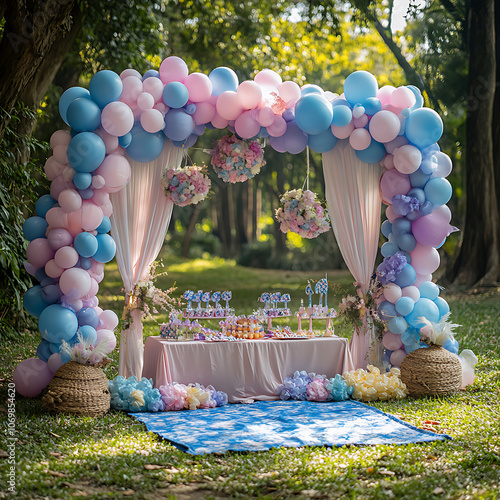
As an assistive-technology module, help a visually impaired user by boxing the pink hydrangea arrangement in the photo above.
[161,165,211,207]
[159,382,228,411]
[210,134,266,183]
[275,189,330,239]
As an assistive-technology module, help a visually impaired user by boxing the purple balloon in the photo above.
[13,358,54,397]
[412,211,455,247]
[283,121,308,154]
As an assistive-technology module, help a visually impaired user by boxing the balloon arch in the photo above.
[17,56,458,394]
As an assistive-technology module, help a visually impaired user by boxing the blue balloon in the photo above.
[93,233,116,263]
[74,232,98,258]
[97,216,111,234]
[401,327,420,346]
[442,338,459,355]
[392,217,411,236]
[172,133,198,149]
[395,264,417,287]
[379,301,397,321]
[419,281,440,300]
[163,82,189,109]
[59,87,91,125]
[395,296,415,316]
[395,233,417,253]
[89,70,123,108]
[143,69,160,80]
[61,351,72,363]
[407,85,424,111]
[126,124,165,163]
[331,105,352,127]
[343,71,378,106]
[80,257,92,270]
[50,342,62,354]
[362,97,382,115]
[39,304,78,343]
[66,98,102,132]
[35,268,48,283]
[420,200,434,215]
[405,108,443,149]
[23,216,48,241]
[295,94,333,135]
[355,139,386,164]
[407,188,426,205]
[119,132,133,148]
[433,296,450,318]
[409,168,430,188]
[164,109,195,142]
[381,220,392,238]
[419,155,437,175]
[381,242,398,257]
[77,307,99,329]
[67,132,106,173]
[424,177,452,207]
[301,84,324,95]
[41,284,60,304]
[35,195,56,218]
[73,172,93,190]
[36,340,52,362]
[209,67,239,96]
[405,298,440,329]
[404,342,422,354]
[23,285,48,317]
[79,325,97,345]
[388,316,408,335]
[307,127,337,153]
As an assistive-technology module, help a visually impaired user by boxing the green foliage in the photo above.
[0,104,48,340]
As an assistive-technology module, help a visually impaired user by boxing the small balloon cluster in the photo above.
[275,189,330,239]
[109,376,165,412]
[161,165,211,206]
[276,370,353,402]
[343,365,408,402]
[210,134,266,183]
[159,382,228,411]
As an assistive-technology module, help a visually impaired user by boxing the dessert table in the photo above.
[142,336,349,403]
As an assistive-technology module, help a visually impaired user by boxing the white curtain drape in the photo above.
[110,143,184,378]
[322,140,383,371]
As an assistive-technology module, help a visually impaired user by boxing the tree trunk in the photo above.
[493,1,500,252]
[181,205,200,258]
[450,0,500,286]
[0,0,81,141]
[235,183,248,251]
[217,184,232,258]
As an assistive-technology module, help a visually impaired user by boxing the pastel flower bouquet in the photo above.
[211,134,266,183]
[161,165,211,207]
[275,189,330,239]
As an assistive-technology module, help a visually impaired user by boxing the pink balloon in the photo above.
[47,228,73,250]
[384,154,395,169]
[390,349,407,367]
[50,175,74,200]
[60,267,92,298]
[95,154,131,192]
[120,68,142,80]
[254,69,282,88]
[377,85,396,106]
[95,329,117,352]
[383,331,403,351]
[142,77,164,103]
[154,102,168,114]
[410,243,440,275]
[391,87,416,109]
[278,81,301,103]
[99,309,119,330]
[92,188,110,206]
[50,130,72,150]
[267,115,287,137]
[352,114,369,128]
[384,135,408,154]
[13,358,54,397]
[331,122,355,139]
[393,145,422,175]
[237,80,263,110]
[349,128,371,150]
[384,283,402,303]
[54,245,79,269]
[159,56,189,84]
[414,273,433,288]
[412,211,454,247]
[26,238,55,269]
[258,107,275,127]
[89,260,105,276]
[137,92,155,111]
[81,201,104,231]
[66,210,83,237]
[193,101,215,125]
[61,165,76,184]
[101,200,114,217]
[45,259,64,278]
[53,144,68,164]
[95,128,120,154]
[83,296,99,309]
[120,75,143,104]
[44,156,66,181]
[92,175,106,190]
[385,205,397,221]
[402,285,420,302]
[140,108,164,133]
[369,110,400,143]
[184,72,212,102]
[234,111,260,139]
[58,189,82,213]
[81,277,99,301]
[380,169,411,204]
[211,112,230,129]
[47,353,65,374]
[101,101,134,137]
[435,204,452,223]
[216,91,244,120]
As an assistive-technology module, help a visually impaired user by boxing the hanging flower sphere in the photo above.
[161,165,211,207]
[275,189,330,239]
[210,134,266,183]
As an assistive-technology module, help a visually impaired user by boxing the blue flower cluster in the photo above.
[109,376,165,412]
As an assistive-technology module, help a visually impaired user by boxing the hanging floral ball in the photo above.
[161,165,211,207]
[275,189,330,239]
[210,134,266,183]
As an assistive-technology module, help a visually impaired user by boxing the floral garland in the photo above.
[161,165,211,207]
[275,189,330,239]
[122,262,180,330]
[210,134,266,183]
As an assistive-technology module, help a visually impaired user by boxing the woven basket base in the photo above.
[42,361,110,417]
[401,345,462,397]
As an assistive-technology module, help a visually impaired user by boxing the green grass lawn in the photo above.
[1,256,499,499]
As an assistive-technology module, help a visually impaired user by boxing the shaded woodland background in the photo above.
[1,0,499,339]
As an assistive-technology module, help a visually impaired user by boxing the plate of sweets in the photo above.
[271,326,310,340]
[221,316,265,339]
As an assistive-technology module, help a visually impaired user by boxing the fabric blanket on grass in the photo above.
[131,400,450,455]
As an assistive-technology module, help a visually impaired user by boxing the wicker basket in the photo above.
[42,361,110,417]
[400,345,462,397]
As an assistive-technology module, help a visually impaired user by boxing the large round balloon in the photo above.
[66,98,101,132]
[405,298,440,329]
[59,87,91,125]
[308,127,338,153]
[405,108,443,149]
[209,67,239,96]
[295,94,333,135]
[126,124,165,162]
[89,70,123,108]
[23,216,48,241]
[67,132,106,173]
[13,358,54,397]
[344,71,378,106]
[39,304,79,343]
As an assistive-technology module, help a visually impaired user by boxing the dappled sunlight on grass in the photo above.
[167,256,236,273]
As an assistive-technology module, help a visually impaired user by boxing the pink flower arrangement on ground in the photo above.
[161,165,211,207]
[159,382,228,411]
[275,188,330,239]
[211,134,266,183]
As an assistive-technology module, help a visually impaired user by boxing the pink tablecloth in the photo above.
[142,336,349,403]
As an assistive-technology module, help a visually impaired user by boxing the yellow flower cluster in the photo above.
[186,385,211,410]
[343,365,408,402]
